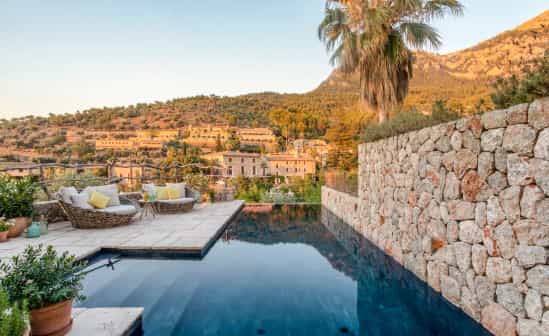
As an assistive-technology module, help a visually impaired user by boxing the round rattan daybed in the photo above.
[58,196,137,229]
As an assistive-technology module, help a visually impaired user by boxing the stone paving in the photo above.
[0,200,244,261]
[70,307,143,336]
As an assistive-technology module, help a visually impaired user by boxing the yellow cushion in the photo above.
[155,187,170,200]
[167,187,181,200]
[88,191,111,209]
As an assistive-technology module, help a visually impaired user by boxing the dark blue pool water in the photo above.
[76,205,490,336]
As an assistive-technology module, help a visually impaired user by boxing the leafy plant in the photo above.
[0,218,11,232]
[0,287,27,336]
[361,100,460,143]
[0,245,87,310]
[491,50,549,108]
[0,176,39,219]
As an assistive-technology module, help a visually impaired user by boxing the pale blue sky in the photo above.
[1,1,547,119]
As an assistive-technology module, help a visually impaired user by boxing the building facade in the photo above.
[203,151,267,177]
[266,153,316,177]
[238,128,277,151]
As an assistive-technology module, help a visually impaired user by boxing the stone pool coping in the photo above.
[70,307,143,336]
[0,200,244,261]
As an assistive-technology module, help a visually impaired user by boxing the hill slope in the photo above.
[317,10,549,112]
[1,11,547,159]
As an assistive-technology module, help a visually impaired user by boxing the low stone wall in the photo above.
[33,200,67,223]
[323,98,549,336]
[321,187,360,230]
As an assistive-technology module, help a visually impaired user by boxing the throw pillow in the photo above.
[83,184,120,207]
[166,183,186,198]
[166,187,181,200]
[155,187,170,200]
[70,193,93,210]
[89,191,111,209]
[59,186,78,204]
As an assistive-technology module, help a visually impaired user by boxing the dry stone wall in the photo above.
[323,98,549,336]
[321,187,360,230]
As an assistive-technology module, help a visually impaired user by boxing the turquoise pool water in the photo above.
[76,205,490,335]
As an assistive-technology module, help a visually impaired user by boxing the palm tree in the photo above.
[318,0,463,123]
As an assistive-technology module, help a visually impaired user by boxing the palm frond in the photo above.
[422,0,464,21]
[398,21,441,50]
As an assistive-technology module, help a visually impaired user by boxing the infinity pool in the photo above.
[76,205,490,336]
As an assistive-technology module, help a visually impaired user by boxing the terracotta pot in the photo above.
[8,217,30,238]
[30,299,73,336]
[0,230,8,242]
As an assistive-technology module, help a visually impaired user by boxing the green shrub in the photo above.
[0,287,27,336]
[0,245,87,310]
[491,51,549,109]
[361,100,460,143]
[0,176,39,219]
[0,217,11,232]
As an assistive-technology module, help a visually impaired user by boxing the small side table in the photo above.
[138,200,158,221]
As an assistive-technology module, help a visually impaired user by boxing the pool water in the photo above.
[76,205,490,336]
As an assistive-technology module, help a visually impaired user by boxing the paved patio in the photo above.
[70,307,143,336]
[0,200,244,261]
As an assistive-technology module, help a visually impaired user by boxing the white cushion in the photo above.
[166,183,186,198]
[59,186,78,204]
[70,193,93,210]
[98,205,137,216]
[157,197,194,205]
[142,183,156,196]
[83,184,120,207]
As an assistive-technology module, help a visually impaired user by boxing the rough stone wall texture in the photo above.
[321,187,361,230]
[324,98,549,336]
[33,200,67,223]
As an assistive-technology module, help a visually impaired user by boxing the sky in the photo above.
[1,0,547,119]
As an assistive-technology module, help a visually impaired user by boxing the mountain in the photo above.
[317,10,549,112]
[0,11,547,160]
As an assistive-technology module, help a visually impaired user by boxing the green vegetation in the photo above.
[0,287,27,336]
[0,217,11,232]
[491,51,549,108]
[318,0,463,122]
[361,100,459,143]
[0,176,38,219]
[231,175,323,203]
[0,245,86,310]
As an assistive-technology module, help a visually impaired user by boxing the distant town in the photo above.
[0,125,333,182]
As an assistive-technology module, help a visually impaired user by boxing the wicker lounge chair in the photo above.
[56,185,138,229]
[142,184,200,214]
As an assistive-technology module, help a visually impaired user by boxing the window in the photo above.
[228,158,232,163]
[241,158,244,163]
[253,166,256,175]
[241,166,245,175]
[228,166,233,175]
[253,158,256,163]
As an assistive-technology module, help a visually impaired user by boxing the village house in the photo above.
[202,151,316,178]
[238,128,277,151]
[202,151,267,177]
[184,125,230,148]
[266,153,316,177]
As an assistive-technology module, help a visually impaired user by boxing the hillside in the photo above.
[318,10,549,112]
[0,11,547,161]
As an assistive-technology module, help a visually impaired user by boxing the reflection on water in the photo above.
[77,204,489,336]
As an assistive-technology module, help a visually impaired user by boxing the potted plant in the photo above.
[0,287,29,336]
[0,217,11,243]
[0,245,87,336]
[0,176,38,238]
